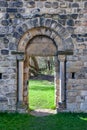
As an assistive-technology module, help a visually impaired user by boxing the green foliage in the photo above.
[28,80,55,110]
[0,113,87,130]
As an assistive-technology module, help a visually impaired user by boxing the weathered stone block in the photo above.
[13,32,20,39]
[71,14,78,19]
[4,38,9,44]
[37,2,43,8]
[59,15,67,19]
[0,103,8,111]
[76,96,85,103]
[0,34,5,37]
[76,37,84,42]
[58,19,66,25]
[0,97,7,102]
[67,103,80,112]
[9,43,17,50]
[0,1,8,7]
[84,2,87,8]
[1,50,9,55]
[4,13,9,19]
[17,27,24,35]
[80,103,87,112]
[81,91,87,96]
[45,2,51,8]
[27,1,35,8]
[12,2,23,7]
[52,2,58,9]
[67,19,74,26]
[8,98,16,106]
[1,20,9,26]
[6,8,17,13]
[72,3,79,8]
[30,18,39,27]
[45,19,52,27]
[15,13,22,18]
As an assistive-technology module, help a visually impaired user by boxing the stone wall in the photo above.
[0,0,87,112]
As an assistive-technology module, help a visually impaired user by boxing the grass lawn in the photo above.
[28,80,55,110]
[0,112,87,130]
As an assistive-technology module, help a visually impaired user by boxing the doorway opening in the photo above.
[17,31,72,114]
[28,56,56,111]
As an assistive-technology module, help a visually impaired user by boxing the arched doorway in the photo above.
[25,35,58,111]
[18,34,59,111]
[15,26,73,112]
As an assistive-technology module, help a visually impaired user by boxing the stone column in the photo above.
[23,55,30,104]
[54,56,59,108]
[18,61,24,104]
[17,54,24,107]
[58,55,66,109]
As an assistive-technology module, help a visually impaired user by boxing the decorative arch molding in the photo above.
[14,17,74,52]
[18,27,62,52]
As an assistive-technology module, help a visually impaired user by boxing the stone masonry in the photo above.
[0,0,87,112]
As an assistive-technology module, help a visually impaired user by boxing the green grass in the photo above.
[28,80,55,110]
[0,112,87,130]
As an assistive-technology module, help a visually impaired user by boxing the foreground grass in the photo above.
[29,80,55,110]
[0,113,87,130]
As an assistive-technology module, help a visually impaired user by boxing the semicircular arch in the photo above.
[14,17,74,52]
[25,35,58,56]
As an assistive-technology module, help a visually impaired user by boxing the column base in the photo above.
[57,101,66,112]
[16,101,28,113]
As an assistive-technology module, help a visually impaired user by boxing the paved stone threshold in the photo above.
[30,109,57,117]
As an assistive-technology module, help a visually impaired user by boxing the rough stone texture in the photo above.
[0,0,87,113]
[26,36,57,56]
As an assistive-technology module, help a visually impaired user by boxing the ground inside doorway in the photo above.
[30,109,57,117]
[29,74,55,111]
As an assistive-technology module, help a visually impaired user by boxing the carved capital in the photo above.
[58,55,66,62]
[17,54,25,61]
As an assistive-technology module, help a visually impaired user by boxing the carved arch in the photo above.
[13,17,74,52]
[18,27,63,52]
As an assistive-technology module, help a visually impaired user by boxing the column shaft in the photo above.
[18,61,23,103]
[59,60,65,102]
[58,55,66,109]
[54,56,59,107]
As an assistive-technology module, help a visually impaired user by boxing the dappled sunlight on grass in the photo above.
[78,114,87,121]
[79,117,87,121]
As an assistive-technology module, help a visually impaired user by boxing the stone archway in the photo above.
[15,19,74,112]
[23,35,58,110]
[17,34,60,112]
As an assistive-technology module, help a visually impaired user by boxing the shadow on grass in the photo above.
[0,112,87,130]
[29,85,54,91]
